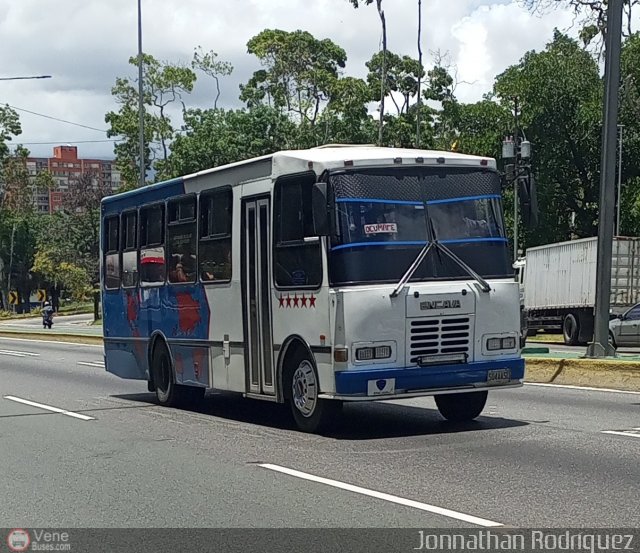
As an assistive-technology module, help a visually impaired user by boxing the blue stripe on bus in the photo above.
[331,237,507,251]
[331,240,427,251]
[441,237,508,244]
[334,358,525,396]
[335,197,423,206]
[426,194,502,205]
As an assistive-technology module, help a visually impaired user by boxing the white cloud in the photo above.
[0,0,576,159]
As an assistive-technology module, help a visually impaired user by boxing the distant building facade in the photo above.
[25,146,121,213]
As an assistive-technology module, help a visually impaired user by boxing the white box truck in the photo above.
[522,237,640,345]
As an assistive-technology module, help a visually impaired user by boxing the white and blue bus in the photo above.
[101,146,525,432]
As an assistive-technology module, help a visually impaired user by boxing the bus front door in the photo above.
[242,197,275,396]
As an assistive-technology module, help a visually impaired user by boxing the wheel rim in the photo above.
[564,317,575,340]
[292,360,317,418]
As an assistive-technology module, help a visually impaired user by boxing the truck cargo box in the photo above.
[524,237,640,312]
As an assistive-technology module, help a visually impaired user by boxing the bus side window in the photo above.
[167,196,197,284]
[199,188,232,283]
[121,211,138,288]
[104,216,120,289]
[139,204,166,285]
[273,176,322,289]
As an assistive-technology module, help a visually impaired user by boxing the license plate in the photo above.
[487,369,511,384]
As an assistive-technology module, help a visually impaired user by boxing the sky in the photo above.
[0,0,580,160]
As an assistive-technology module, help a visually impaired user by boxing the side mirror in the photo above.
[310,182,329,236]
[518,170,539,229]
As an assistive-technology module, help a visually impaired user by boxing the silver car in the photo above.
[609,303,640,347]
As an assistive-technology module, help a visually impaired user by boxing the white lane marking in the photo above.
[0,336,102,348]
[601,430,640,439]
[526,383,640,396]
[259,463,503,528]
[4,396,95,421]
[77,361,105,368]
[0,349,40,357]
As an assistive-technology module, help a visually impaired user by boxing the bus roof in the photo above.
[102,146,496,208]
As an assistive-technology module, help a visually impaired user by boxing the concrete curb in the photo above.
[0,331,103,345]
[525,356,640,392]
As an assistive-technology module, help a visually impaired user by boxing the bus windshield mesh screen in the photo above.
[328,167,511,285]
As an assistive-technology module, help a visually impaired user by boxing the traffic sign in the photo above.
[37,289,47,302]
[8,291,18,305]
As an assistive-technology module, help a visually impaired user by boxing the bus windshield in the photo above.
[328,166,512,286]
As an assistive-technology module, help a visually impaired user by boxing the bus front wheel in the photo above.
[435,391,488,422]
[285,351,341,433]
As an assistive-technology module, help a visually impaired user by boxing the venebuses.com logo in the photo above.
[6,529,30,553]
[5,529,71,552]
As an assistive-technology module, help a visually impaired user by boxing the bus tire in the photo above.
[285,350,341,433]
[152,341,181,407]
[435,391,488,422]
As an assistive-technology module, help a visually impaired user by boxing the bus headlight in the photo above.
[484,334,518,354]
[356,347,375,361]
[353,341,395,363]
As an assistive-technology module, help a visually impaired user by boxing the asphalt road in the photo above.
[1,335,640,529]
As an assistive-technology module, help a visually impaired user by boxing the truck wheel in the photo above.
[562,314,579,346]
[435,391,488,422]
[285,351,341,433]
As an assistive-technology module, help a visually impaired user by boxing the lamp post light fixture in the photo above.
[501,101,535,263]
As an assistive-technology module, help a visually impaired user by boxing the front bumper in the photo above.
[326,358,525,400]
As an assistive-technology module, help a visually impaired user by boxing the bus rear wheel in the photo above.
[285,351,341,433]
[435,391,488,422]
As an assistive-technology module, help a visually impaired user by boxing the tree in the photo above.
[348,0,387,145]
[494,31,602,245]
[240,29,347,128]
[31,172,111,305]
[105,54,197,187]
[321,77,377,144]
[365,51,424,116]
[192,46,233,109]
[519,0,639,48]
[0,105,21,164]
[166,106,298,177]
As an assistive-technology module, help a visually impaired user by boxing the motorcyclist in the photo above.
[42,301,54,328]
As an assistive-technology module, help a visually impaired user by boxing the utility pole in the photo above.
[616,124,624,235]
[137,0,145,188]
[416,0,423,148]
[586,0,623,358]
[513,97,519,262]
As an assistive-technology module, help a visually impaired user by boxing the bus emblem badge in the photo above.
[420,299,461,310]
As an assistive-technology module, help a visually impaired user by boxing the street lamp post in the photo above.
[586,0,623,359]
[137,0,145,189]
[502,97,533,263]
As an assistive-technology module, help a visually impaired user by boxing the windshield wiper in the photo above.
[390,220,491,298]
[434,241,491,293]
[390,241,434,298]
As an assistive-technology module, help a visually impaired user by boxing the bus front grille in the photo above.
[408,317,472,364]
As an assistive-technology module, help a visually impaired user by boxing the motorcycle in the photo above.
[42,309,54,329]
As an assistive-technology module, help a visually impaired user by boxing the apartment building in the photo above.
[25,145,121,213]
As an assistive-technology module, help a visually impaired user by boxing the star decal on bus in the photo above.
[277,293,316,308]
